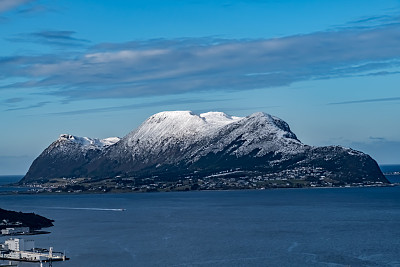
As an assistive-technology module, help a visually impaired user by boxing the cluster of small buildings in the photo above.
[1,227,30,236]
[1,220,30,236]
[0,238,67,263]
[20,166,390,193]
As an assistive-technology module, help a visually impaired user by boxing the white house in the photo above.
[1,227,30,235]
[5,238,35,251]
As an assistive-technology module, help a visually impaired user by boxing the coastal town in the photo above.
[18,166,390,194]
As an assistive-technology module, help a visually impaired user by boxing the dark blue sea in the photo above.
[380,165,400,184]
[0,167,399,267]
[0,175,28,192]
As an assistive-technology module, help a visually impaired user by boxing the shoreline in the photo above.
[0,182,396,196]
[1,172,399,196]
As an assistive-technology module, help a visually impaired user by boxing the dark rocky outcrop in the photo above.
[0,208,54,230]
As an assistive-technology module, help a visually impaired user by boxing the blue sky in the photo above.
[1,0,400,174]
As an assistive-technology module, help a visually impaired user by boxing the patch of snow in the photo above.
[124,111,242,149]
[101,137,121,146]
[199,111,242,126]
[59,134,120,150]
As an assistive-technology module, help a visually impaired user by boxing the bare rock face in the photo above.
[21,111,388,185]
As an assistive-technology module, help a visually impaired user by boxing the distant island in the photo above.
[0,208,54,233]
[19,111,389,193]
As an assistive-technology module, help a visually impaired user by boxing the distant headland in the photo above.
[19,111,388,193]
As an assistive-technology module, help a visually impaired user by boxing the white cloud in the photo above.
[85,49,168,63]
[2,21,400,101]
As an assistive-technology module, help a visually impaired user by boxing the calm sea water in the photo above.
[0,187,399,267]
[1,167,400,266]
[0,175,27,192]
[380,165,400,184]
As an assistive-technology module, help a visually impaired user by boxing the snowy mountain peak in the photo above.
[144,110,242,127]
[59,134,120,150]
[148,110,195,120]
[199,111,243,126]
[125,111,242,147]
[244,112,298,140]
[147,111,242,125]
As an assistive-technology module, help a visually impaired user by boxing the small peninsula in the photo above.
[0,208,54,231]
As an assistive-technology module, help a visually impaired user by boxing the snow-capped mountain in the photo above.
[122,111,244,159]
[116,111,300,161]
[21,111,387,185]
[84,111,305,174]
[23,134,120,181]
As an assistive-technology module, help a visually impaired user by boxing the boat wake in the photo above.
[47,207,126,212]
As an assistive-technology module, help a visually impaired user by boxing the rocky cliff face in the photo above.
[21,111,388,186]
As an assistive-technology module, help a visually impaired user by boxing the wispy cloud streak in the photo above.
[5,101,50,111]
[8,31,90,47]
[329,97,400,105]
[0,0,34,13]
[2,18,400,102]
[4,97,24,104]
